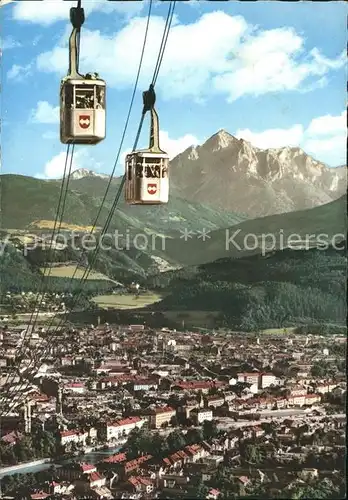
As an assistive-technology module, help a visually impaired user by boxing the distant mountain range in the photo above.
[0,173,244,233]
[164,194,347,266]
[1,192,346,285]
[1,129,346,289]
[2,129,345,227]
[51,130,346,219]
[1,175,346,331]
[170,130,346,217]
[69,168,109,180]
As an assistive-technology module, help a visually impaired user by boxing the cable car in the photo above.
[60,5,106,145]
[125,89,169,205]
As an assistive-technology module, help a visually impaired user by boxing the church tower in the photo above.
[56,386,63,416]
[23,401,32,434]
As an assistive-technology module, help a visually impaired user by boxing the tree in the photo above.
[185,417,194,427]
[219,476,241,499]
[289,478,340,499]
[151,432,169,458]
[212,465,233,490]
[240,442,266,465]
[86,379,95,391]
[185,479,209,499]
[202,419,218,440]
[1,475,15,494]
[261,421,277,437]
[167,430,186,451]
[231,381,250,397]
[185,428,203,445]
[168,394,182,408]
[70,442,78,454]
[310,362,330,378]
[170,415,179,427]
[123,399,134,416]
[13,442,29,463]
[208,386,219,395]
[127,429,168,459]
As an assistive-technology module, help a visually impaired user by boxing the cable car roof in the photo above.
[128,150,169,158]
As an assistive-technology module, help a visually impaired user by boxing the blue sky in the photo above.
[1,0,346,179]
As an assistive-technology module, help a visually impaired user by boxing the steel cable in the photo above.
[2,0,176,416]
[0,0,165,416]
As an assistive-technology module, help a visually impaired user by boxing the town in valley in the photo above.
[1,0,346,498]
[0,320,345,499]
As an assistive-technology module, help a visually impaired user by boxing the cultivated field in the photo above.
[92,292,162,310]
[259,327,297,335]
[29,219,100,232]
[40,265,111,281]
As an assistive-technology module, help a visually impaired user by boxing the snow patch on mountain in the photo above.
[71,168,109,180]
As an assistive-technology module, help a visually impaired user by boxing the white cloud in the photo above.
[304,134,346,160]
[303,110,347,165]
[7,63,32,81]
[11,0,144,26]
[235,110,346,166]
[31,101,59,124]
[213,31,345,102]
[159,130,200,159]
[35,11,345,102]
[42,130,57,140]
[37,149,103,179]
[0,0,14,6]
[236,125,304,150]
[36,12,248,101]
[1,36,21,50]
[306,111,346,137]
[121,130,200,165]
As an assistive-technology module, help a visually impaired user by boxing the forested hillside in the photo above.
[150,245,347,330]
[1,173,245,232]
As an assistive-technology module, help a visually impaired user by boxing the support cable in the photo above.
[0,0,85,409]
[4,0,85,367]
[0,146,75,404]
[1,0,176,417]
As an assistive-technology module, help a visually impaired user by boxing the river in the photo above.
[0,445,123,479]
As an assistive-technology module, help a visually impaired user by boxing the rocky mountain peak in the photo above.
[71,168,108,180]
[187,146,199,161]
[202,129,240,152]
[170,128,346,217]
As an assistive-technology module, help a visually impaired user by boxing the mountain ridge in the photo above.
[152,243,347,331]
[38,129,345,180]
[1,129,345,229]
[1,195,346,326]
[163,193,347,267]
[0,173,245,234]
[70,168,110,180]
[170,130,346,217]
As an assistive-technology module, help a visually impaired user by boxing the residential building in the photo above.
[149,406,176,429]
[103,416,145,442]
[133,380,158,391]
[237,372,260,386]
[190,408,213,425]
[260,373,277,389]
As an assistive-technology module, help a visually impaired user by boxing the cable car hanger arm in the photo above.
[141,84,163,154]
[68,0,85,79]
